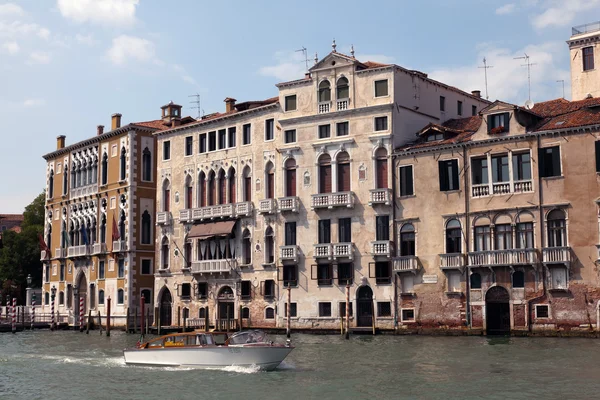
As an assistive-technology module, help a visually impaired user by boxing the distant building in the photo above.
[0,214,24,247]
[568,21,600,100]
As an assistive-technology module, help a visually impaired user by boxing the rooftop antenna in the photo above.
[556,80,565,99]
[478,57,493,100]
[295,46,309,72]
[188,93,202,119]
[514,53,536,101]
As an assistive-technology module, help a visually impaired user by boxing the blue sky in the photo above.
[1,0,597,212]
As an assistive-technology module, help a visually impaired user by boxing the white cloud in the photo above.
[57,0,138,26]
[23,98,45,107]
[532,0,600,29]
[0,21,50,40]
[259,51,312,82]
[429,41,570,104]
[75,33,95,46]
[495,3,516,15]
[2,41,19,54]
[0,3,24,17]
[28,51,51,64]
[107,35,156,65]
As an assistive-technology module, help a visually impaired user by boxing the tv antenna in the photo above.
[478,57,493,100]
[188,93,203,119]
[514,53,536,101]
[296,46,309,72]
[556,80,565,99]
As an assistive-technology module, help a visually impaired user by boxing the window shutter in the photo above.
[451,160,460,190]
[405,166,414,195]
[338,163,351,192]
[286,169,296,196]
[376,159,388,189]
[320,165,332,193]
[538,148,545,177]
[438,161,448,191]
[487,115,492,132]
[552,147,561,176]
[596,142,600,173]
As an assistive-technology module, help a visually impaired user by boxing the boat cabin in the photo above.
[141,332,230,349]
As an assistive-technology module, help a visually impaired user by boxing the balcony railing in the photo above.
[258,198,277,214]
[514,180,532,193]
[40,250,49,261]
[572,21,600,35]
[54,248,66,259]
[191,259,235,274]
[318,101,331,114]
[71,184,98,200]
[472,180,533,198]
[92,243,107,255]
[279,245,299,263]
[112,240,127,252]
[67,245,90,258]
[468,249,538,267]
[337,99,349,111]
[235,201,253,217]
[156,211,171,226]
[311,191,354,209]
[542,247,571,265]
[439,253,465,270]
[180,204,236,223]
[371,240,393,257]
[393,256,419,273]
[333,242,354,260]
[278,196,299,213]
[314,244,332,259]
[369,188,392,206]
[492,182,510,195]
[472,184,489,197]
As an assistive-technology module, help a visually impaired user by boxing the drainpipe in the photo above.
[391,151,399,332]
[463,145,471,328]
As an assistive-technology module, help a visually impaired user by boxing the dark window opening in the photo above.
[376,216,389,241]
[536,305,549,318]
[583,46,594,71]
[163,141,171,160]
[402,309,415,321]
[377,302,391,317]
[375,79,388,97]
[438,159,459,191]
[338,218,352,243]
[181,283,191,299]
[185,136,193,156]
[218,129,226,150]
[285,95,297,111]
[399,165,413,196]
[375,116,388,131]
[336,122,349,136]
[265,119,274,141]
[318,124,330,139]
[470,272,481,289]
[285,303,297,317]
[284,129,296,144]
[338,263,353,285]
[241,281,252,300]
[197,282,208,299]
[242,124,251,145]
[513,271,525,288]
[339,302,353,317]
[208,131,216,151]
[319,302,332,317]
[375,261,391,284]
[228,127,236,148]
[318,219,331,244]
[263,279,275,299]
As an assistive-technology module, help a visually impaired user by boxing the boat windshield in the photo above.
[227,330,268,345]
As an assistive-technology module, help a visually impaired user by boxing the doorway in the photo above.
[356,285,373,327]
[485,286,510,335]
[159,288,172,326]
[75,273,87,325]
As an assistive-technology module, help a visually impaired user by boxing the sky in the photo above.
[0,0,598,213]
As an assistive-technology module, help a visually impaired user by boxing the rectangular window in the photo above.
[535,304,549,318]
[448,271,461,292]
[377,302,391,317]
[488,113,509,132]
[472,105,477,116]
[401,308,415,322]
[60,263,65,281]
[513,152,532,181]
[118,258,125,278]
[438,159,459,191]
[440,96,446,112]
[282,265,298,287]
[551,267,568,290]
[99,260,105,280]
[228,127,236,148]
[181,283,191,299]
[263,279,275,298]
[596,141,600,173]
[336,122,349,136]
[284,129,296,144]
[338,263,353,285]
[265,119,274,141]
[241,281,251,300]
[318,219,331,244]
[185,136,193,156]
[285,95,297,111]
[539,146,561,178]
[339,302,353,317]
[375,261,391,284]
[317,264,332,286]
[45,264,50,282]
[318,124,330,139]
[285,222,296,246]
[338,218,352,243]
[471,157,488,185]
[199,133,207,153]
[376,215,389,241]
[208,131,216,151]
[197,282,208,299]
[474,226,491,251]
[495,224,513,250]
[457,101,463,116]
[218,129,226,149]
[285,303,297,317]
[583,46,595,71]
[163,141,171,161]
[516,222,534,249]
[491,154,509,183]
[141,259,152,275]
[374,79,388,97]
[399,165,414,196]
[374,116,388,131]
[318,302,332,317]
[242,124,251,145]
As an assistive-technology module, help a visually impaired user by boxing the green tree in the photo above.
[22,191,45,229]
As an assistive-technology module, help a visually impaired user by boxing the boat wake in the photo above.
[215,364,262,374]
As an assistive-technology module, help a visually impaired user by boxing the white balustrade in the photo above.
[191,259,235,274]
[311,192,354,209]
[439,253,465,269]
[514,180,533,193]
[279,245,299,263]
[156,211,171,226]
[318,102,331,114]
[333,243,353,259]
[337,99,349,111]
[371,240,392,257]
[492,182,511,195]
[369,189,392,205]
[258,198,277,214]
[112,240,126,252]
[314,244,332,259]
[542,247,571,264]
[472,184,490,198]
[278,196,299,212]
[393,256,418,272]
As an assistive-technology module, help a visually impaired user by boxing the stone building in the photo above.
[40,107,194,326]
[569,21,600,101]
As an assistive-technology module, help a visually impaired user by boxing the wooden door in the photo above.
[319,165,332,193]
[286,168,296,196]
[267,172,274,199]
[376,159,388,188]
[338,163,350,192]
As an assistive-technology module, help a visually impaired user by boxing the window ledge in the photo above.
[445,291,462,296]
[541,175,564,181]
[375,282,393,286]
[400,292,415,297]
[399,194,416,199]
[377,316,394,320]
[441,190,461,194]
[118,179,126,184]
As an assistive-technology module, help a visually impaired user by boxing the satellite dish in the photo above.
[524,99,535,110]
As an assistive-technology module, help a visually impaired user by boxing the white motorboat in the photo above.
[123,330,294,371]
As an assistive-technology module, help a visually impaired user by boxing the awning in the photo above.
[187,220,236,240]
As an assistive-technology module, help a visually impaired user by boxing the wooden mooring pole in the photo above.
[286,286,291,338]
[86,309,92,334]
[106,296,111,337]
[97,311,102,335]
[345,285,350,340]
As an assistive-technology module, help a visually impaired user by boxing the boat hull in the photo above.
[123,345,293,371]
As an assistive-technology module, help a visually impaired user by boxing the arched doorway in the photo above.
[76,272,87,326]
[159,288,172,327]
[485,286,510,335]
[356,286,373,327]
[217,286,235,328]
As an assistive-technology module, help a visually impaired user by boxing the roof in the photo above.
[534,107,600,131]
[400,116,482,151]
[531,97,600,118]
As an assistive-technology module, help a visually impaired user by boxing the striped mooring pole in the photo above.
[79,296,84,332]
[5,295,9,321]
[31,294,36,330]
[11,298,16,333]
[50,291,55,331]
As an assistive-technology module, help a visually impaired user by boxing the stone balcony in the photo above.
[368,188,392,206]
[112,240,127,253]
[439,253,465,271]
[393,256,419,273]
[258,198,277,214]
[314,243,354,260]
[179,203,236,223]
[156,211,172,226]
[337,99,349,111]
[54,248,66,259]
[191,259,236,274]
[542,247,571,266]
[278,196,300,213]
[468,249,538,267]
[91,243,107,255]
[370,240,393,258]
[70,183,98,200]
[67,245,90,258]
[318,101,331,114]
[314,243,332,260]
[311,192,354,210]
[279,245,299,263]
[471,179,533,198]
[40,250,49,261]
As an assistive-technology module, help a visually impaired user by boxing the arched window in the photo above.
[46,224,52,250]
[318,80,331,102]
[71,164,77,188]
[141,211,151,245]
[198,171,206,207]
[470,273,482,289]
[242,166,252,202]
[161,237,169,270]
[207,170,216,206]
[117,289,124,304]
[400,224,415,256]
[48,170,54,198]
[446,219,462,253]
[184,240,192,269]
[120,146,126,181]
[119,211,126,241]
[140,289,151,305]
[87,159,93,185]
[76,162,82,187]
[318,154,332,194]
[81,161,87,186]
[242,307,250,319]
[142,147,152,181]
[337,77,349,99]
[265,226,274,264]
[284,158,297,197]
[375,148,388,189]
[90,218,97,244]
[101,153,108,185]
[89,284,96,309]
[98,289,105,305]
[100,214,106,244]
[265,307,275,319]
[44,292,49,305]
[69,222,76,247]
[265,162,275,199]
[474,218,491,251]
[242,229,251,265]
[92,157,98,184]
[228,167,236,203]
[337,151,350,192]
[513,271,525,288]
[162,179,170,212]
[198,307,206,319]
[63,167,68,195]
[58,291,64,305]
[547,209,566,247]
[184,175,193,209]
[218,169,226,205]
[61,221,67,248]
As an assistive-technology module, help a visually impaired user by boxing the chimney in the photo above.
[471,90,481,98]
[111,113,122,130]
[224,97,237,113]
[56,135,66,150]
[97,125,104,136]
[171,118,181,128]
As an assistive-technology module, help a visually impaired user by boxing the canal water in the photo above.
[1,331,600,400]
